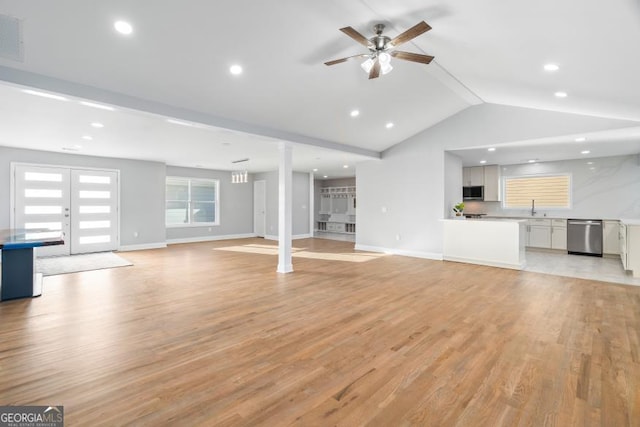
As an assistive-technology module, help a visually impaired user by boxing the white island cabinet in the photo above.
[442,219,527,270]
[620,219,640,278]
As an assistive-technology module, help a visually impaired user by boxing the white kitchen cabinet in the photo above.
[524,218,552,249]
[529,225,552,248]
[483,165,501,202]
[603,220,620,255]
[551,219,567,250]
[463,166,484,186]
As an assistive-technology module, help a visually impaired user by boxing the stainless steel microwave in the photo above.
[463,186,484,201]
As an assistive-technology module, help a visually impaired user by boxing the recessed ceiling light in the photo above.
[313,168,318,172]
[487,147,496,152]
[528,159,537,163]
[229,65,243,75]
[350,110,360,117]
[114,21,133,35]
[544,64,559,72]
[22,89,68,101]
[581,150,590,154]
[480,160,487,164]
[91,122,104,128]
[113,21,133,36]
[73,144,83,149]
[80,101,115,111]
[575,137,586,142]
[82,135,93,141]
[587,161,594,165]
[554,91,568,98]
[385,122,394,129]
[590,167,596,171]
[323,175,328,179]
[343,165,349,169]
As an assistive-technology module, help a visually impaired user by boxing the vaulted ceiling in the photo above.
[0,0,639,175]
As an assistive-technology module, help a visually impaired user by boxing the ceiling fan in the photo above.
[325,21,435,79]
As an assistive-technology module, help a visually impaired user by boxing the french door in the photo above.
[13,164,119,256]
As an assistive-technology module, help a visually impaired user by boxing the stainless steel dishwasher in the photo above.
[567,219,603,256]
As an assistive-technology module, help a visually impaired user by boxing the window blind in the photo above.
[503,175,570,208]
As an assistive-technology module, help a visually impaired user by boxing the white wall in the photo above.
[356,103,640,258]
[0,146,166,248]
[253,171,311,238]
[463,154,640,219]
[444,152,463,218]
[165,166,254,242]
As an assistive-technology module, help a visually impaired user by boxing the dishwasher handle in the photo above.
[568,220,602,226]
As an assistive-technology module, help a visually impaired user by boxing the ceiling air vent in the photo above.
[0,14,24,62]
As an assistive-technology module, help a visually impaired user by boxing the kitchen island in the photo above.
[442,218,527,270]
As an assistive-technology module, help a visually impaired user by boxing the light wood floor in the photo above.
[1,238,639,426]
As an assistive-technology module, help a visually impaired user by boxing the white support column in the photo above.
[277,141,293,273]
[309,172,315,237]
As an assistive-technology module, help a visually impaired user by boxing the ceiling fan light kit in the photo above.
[325,21,434,79]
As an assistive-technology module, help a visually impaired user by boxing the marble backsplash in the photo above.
[463,154,640,220]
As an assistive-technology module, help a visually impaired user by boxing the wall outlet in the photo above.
[396,234,401,241]
[133,231,139,238]
[381,206,387,214]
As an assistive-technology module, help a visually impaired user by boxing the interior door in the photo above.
[70,169,119,254]
[13,165,71,256]
[254,180,266,237]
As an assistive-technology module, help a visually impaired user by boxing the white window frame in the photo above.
[501,173,572,211]
[166,176,220,227]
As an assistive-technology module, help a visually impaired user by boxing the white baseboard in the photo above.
[264,233,312,241]
[167,233,257,245]
[354,244,444,261]
[118,242,167,252]
[443,255,526,271]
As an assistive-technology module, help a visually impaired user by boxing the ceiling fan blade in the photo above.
[324,54,368,66]
[368,59,381,79]
[390,51,434,64]
[389,21,432,47]
[340,26,371,47]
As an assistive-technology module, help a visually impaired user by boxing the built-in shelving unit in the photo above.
[317,186,356,234]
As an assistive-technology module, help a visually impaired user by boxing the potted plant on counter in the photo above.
[453,202,465,218]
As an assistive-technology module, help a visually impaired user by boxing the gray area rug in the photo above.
[36,252,133,276]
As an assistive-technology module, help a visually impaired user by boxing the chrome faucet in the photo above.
[531,199,536,216]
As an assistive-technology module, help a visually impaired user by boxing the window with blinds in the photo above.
[166,177,219,226]
[503,174,571,209]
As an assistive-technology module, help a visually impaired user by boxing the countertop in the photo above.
[620,218,640,226]
[465,215,624,221]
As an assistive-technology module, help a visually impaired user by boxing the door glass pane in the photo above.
[25,206,62,214]
[79,220,111,229]
[25,189,63,198]
[25,172,63,182]
[25,222,62,230]
[79,205,111,214]
[26,231,62,240]
[79,175,111,184]
[79,190,110,199]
